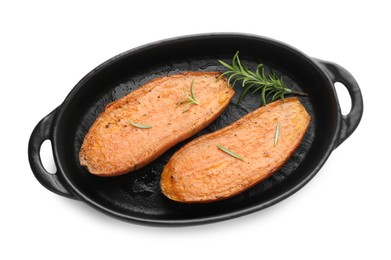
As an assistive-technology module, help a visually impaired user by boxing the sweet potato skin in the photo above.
[79,72,234,176]
[160,97,311,203]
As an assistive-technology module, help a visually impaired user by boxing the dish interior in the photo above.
[54,36,338,222]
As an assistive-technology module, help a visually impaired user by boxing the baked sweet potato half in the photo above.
[160,97,311,203]
[79,72,234,176]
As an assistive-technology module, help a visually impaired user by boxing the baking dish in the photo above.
[28,33,363,225]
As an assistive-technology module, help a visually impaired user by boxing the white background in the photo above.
[1,1,390,259]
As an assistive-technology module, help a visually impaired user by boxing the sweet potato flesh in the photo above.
[160,97,311,203]
[79,72,234,176]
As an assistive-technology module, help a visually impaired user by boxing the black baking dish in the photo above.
[28,33,363,225]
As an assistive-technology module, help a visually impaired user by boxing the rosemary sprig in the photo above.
[218,51,307,106]
[128,120,152,129]
[176,80,198,111]
[216,144,244,161]
[274,121,280,146]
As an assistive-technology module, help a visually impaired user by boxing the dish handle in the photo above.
[316,59,364,148]
[28,108,77,199]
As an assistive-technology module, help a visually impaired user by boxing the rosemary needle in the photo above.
[216,144,244,161]
[274,121,280,146]
[128,120,152,129]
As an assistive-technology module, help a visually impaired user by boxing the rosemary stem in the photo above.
[287,89,308,96]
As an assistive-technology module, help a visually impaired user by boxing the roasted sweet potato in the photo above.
[79,72,234,176]
[160,97,311,203]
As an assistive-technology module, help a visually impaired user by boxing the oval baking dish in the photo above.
[28,33,363,226]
